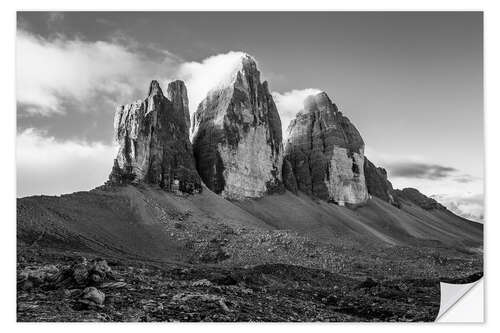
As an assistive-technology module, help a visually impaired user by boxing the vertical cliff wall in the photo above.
[191,54,283,200]
[283,92,369,205]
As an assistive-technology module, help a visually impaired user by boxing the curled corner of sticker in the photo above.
[436,279,483,322]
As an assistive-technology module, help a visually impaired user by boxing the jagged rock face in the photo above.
[283,92,369,204]
[394,188,445,210]
[166,80,190,130]
[109,80,202,193]
[191,55,284,200]
[363,157,400,207]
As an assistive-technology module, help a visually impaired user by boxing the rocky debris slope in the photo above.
[363,157,400,207]
[110,80,201,193]
[283,92,369,205]
[191,54,283,200]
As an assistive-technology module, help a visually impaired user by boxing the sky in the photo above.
[16,12,484,221]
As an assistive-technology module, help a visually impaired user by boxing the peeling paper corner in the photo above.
[436,279,484,322]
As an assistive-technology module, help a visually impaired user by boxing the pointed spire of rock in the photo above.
[148,80,164,97]
[167,80,190,131]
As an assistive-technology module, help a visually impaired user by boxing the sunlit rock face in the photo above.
[109,80,202,193]
[283,92,369,205]
[191,54,284,200]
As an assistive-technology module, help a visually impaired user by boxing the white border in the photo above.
[2,1,498,331]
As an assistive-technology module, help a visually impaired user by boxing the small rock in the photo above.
[81,287,105,306]
[73,264,89,285]
[192,279,213,287]
[91,260,111,278]
[359,277,378,289]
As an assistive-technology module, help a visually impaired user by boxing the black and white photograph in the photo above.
[14,10,486,323]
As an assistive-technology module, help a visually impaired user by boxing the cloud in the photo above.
[363,146,483,221]
[431,193,484,222]
[176,51,249,114]
[16,129,117,197]
[453,174,479,183]
[388,161,457,180]
[272,88,321,138]
[16,30,178,116]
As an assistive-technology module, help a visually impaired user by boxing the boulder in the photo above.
[109,80,201,193]
[283,92,369,205]
[81,287,105,306]
[191,54,283,199]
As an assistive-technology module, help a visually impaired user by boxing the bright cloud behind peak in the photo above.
[175,51,254,113]
[272,88,322,137]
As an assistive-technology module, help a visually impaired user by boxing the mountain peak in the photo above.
[191,52,283,199]
[303,91,338,114]
[206,52,259,93]
[110,79,201,193]
[147,80,164,97]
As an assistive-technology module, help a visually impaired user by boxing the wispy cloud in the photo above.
[176,51,249,113]
[364,147,483,221]
[431,193,484,222]
[388,161,457,180]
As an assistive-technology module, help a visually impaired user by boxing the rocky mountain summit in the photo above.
[191,54,283,200]
[283,92,369,205]
[109,80,201,193]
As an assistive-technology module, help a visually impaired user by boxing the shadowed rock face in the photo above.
[191,54,284,200]
[109,80,201,193]
[363,157,400,207]
[166,80,190,131]
[283,92,369,204]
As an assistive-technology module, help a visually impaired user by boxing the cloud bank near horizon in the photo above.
[17,128,117,197]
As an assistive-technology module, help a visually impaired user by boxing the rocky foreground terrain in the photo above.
[17,184,482,322]
[17,223,481,322]
[17,52,483,322]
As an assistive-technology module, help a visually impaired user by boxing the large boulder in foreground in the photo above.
[191,54,283,200]
[283,92,369,205]
[109,80,201,193]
